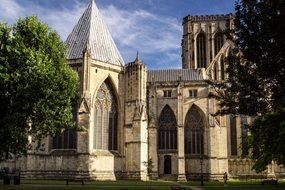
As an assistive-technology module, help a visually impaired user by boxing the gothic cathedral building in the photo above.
[2,0,284,181]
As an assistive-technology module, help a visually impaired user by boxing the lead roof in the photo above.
[147,69,204,82]
[66,0,125,66]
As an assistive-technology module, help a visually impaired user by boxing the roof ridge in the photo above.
[149,68,199,71]
[147,69,203,82]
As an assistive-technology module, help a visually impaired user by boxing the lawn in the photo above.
[0,179,285,190]
[0,180,171,190]
[182,180,285,190]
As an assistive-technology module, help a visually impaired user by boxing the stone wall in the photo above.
[229,159,285,179]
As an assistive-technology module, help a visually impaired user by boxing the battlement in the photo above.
[183,13,233,24]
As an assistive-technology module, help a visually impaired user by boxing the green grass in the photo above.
[181,180,285,190]
[1,179,285,190]
[0,180,172,190]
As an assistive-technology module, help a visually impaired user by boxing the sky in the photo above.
[0,0,236,69]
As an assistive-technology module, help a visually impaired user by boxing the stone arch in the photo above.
[158,105,177,150]
[225,45,232,57]
[184,104,207,155]
[92,75,120,109]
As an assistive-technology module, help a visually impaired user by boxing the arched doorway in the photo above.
[164,155,172,174]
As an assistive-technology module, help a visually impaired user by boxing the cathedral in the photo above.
[2,0,284,181]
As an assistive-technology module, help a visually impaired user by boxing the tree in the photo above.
[0,16,79,159]
[210,0,285,172]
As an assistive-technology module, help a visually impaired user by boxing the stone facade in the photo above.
[2,0,285,181]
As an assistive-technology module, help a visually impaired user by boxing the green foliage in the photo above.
[210,0,285,172]
[0,16,79,159]
[143,158,154,179]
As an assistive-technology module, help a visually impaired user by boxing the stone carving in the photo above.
[134,100,146,120]
[148,110,157,128]
[79,92,91,114]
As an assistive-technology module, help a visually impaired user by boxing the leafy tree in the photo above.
[0,16,79,159]
[210,0,285,172]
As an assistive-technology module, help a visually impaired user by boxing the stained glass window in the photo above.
[94,80,118,150]
[184,106,204,154]
[158,105,177,150]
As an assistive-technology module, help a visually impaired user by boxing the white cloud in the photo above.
[0,0,182,68]
[100,5,182,66]
[0,0,85,40]
[0,0,25,22]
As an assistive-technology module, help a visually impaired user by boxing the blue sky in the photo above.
[0,0,236,69]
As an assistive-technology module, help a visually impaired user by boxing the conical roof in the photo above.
[66,0,124,65]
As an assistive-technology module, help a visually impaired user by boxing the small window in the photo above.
[163,90,172,97]
[189,90,198,98]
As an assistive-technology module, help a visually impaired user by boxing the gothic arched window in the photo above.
[158,105,177,150]
[220,56,225,80]
[197,32,207,68]
[214,32,224,56]
[184,106,205,154]
[94,80,118,150]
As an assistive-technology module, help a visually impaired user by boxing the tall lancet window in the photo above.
[158,105,177,150]
[94,80,118,150]
[185,105,205,154]
[220,56,225,80]
[214,32,224,56]
[197,32,207,68]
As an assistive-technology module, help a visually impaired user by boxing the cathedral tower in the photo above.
[181,14,233,69]
[124,56,148,180]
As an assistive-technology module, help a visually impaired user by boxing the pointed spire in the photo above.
[66,0,125,65]
[135,51,139,61]
[134,51,142,65]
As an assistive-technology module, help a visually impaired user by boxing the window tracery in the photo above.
[158,105,177,150]
[94,80,118,150]
[184,106,205,154]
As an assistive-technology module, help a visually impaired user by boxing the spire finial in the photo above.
[136,51,139,60]
[134,51,142,65]
[90,0,95,6]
